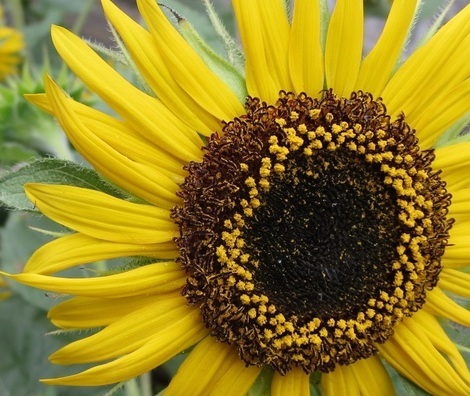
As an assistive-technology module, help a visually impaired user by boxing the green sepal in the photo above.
[364,0,392,18]
[203,0,245,74]
[0,158,128,211]
[309,370,322,395]
[172,9,247,103]
[319,0,330,52]
[415,0,455,48]
[247,367,273,396]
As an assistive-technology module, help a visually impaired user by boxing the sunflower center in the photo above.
[244,149,401,321]
[172,90,452,374]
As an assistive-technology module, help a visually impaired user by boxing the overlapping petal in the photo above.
[101,0,221,135]
[443,233,470,269]
[43,307,207,386]
[26,92,186,181]
[355,0,420,97]
[425,286,470,327]
[43,77,182,208]
[167,335,261,395]
[232,0,284,102]
[51,25,203,162]
[24,184,178,244]
[137,0,244,122]
[414,79,470,149]
[4,262,185,298]
[49,293,189,363]
[25,233,177,275]
[434,141,470,192]
[378,315,470,395]
[272,368,310,396]
[48,294,167,328]
[288,0,324,95]
[439,268,470,298]
[381,4,470,121]
[322,356,394,396]
[324,0,363,97]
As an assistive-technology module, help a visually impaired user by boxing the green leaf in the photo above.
[1,212,67,311]
[0,158,128,211]
[0,293,115,396]
[178,17,247,103]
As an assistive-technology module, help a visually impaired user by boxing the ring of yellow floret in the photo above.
[173,90,452,374]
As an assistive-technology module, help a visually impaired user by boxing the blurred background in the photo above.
[0,1,468,395]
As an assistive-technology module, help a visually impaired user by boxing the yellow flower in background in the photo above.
[3,0,470,394]
[0,276,11,301]
[0,6,23,80]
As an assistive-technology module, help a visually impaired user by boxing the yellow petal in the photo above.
[232,0,279,102]
[25,233,177,275]
[166,336,234,396]
[347,356,395,396]
[443,231,470,268]
[3,262,185,298]
[356,0,419,96]
[433,141,470,192]
[439,268,470,298]
[256,0,291,90]
[44,77,181,209]
[50,293,188,363]
[24,184,178,244]
[378,316,470,395]
[381,4,470,120]
[167,335,261,396]
[42,307,207,386]
[414,79,470,148]
[425,286,470,326]
[101,0,221,136]
[26,92,186,181]
[322,363,360,396]
[448,187,470,223]
[289,0,324,95]
[137,0,244,121]
[48,294,165,328]
[51,25,202,162]
[209,347,262,396]
[272,367,310,396]
[322,357,393,396]
[412,309,470,383]
[324,0,364,97]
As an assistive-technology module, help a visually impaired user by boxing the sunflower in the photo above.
[3,0,470,394]
[0,5,23,80]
